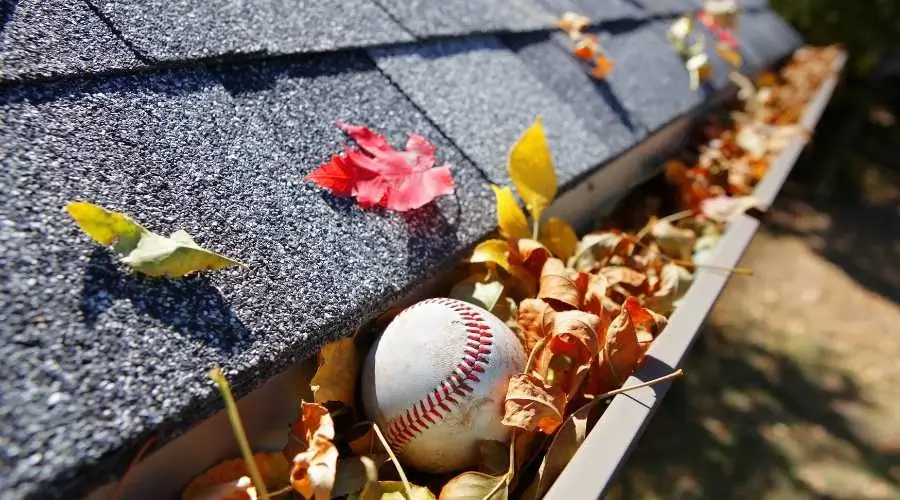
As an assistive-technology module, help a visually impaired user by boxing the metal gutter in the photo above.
[542,49,848,500]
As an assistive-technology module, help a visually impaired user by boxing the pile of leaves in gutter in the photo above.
[157,45,841,500]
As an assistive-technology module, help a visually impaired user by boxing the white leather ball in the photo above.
[361,298,526,473]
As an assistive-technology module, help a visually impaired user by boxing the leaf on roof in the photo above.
[508,117,557,225]
[65,201,246,278]
[306,123,455,212]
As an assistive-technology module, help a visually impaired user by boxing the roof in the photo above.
[0,0,800,497]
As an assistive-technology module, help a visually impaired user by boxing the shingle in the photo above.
[738,9,802,70]
[0,53,494,498]
[528,0,645,23]
[91,0,413,61]
[372,0,555,37]
[571,21,706,133]
[503,31,645,146]
[370,36,614,189]
[0,0,144,82]
[628,0,702,16]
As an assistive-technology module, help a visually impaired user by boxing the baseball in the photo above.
[361,298,526,473]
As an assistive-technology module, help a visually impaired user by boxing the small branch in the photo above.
[594,369,685,401]
[209,368,270,500]
[371,423,414,500]
[525,336,548,374]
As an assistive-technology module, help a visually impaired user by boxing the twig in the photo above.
[594,369,684,400]
[635,209,694,241]
[209,367,271,500]
[371,422,414,500]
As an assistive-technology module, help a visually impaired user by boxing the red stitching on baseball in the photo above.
[384,298,494,449]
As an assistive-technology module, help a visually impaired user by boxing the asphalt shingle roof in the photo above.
[0,1,799,497]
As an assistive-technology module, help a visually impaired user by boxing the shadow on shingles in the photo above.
[591,78,640,133]
[215,51,376,97]
[402,200,460,278]
[615,324,900,498]
[79,247,251,351]
[0,0,18,34]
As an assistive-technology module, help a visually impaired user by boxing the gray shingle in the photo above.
[738,9,802,69]
[372,0,556,37]
[571,21,705,133]
[370,36,612,189]
[91,0,413,61]
[502,31,645,143]
[525,0,645,23]
[0,53,494,498]
[629,0,702,15]
[0,0,144,82]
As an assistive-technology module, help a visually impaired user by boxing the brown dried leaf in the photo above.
[570,231,631,271]
[650,220,696,261]
[182,453,290,500]
[508,238,550,278]
[599,266,647,293]
[592,302,642,394]
[624,296,668,343]
[311,338,359,407]
[538,258,588,310]
[641,263,693,316]
[583,273,618,335]
[541,311,601,395]
[288,402,339,500]
[517,298,556,356]
[502,373,567,434]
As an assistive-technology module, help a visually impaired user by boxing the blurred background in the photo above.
[616,2,900,498]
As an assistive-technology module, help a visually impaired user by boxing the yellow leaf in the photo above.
[65,201,144,254]
[310,338,359,407]
[470,239,536,296]
[538,217,578,261]
[66,201,246,277]
[491,185,530,239]
[716,41,742,67]
[508,117,557,224]
[182,453,290,500]
[439,472,507,500]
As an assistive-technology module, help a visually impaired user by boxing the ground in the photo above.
[614,180,900,499]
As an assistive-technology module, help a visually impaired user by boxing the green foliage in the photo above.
[770,0,900,77]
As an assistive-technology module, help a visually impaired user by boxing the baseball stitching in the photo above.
[383,298,494,449]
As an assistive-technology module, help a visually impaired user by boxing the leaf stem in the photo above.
[371,422,414,500]
[525,336,548,374]
[594,369,684,400]
[532,216,541,241]
[208,367,270,500]
[635,209,694,242]
[269,486,295,497]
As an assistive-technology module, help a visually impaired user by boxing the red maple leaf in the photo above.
[305,123,455,212]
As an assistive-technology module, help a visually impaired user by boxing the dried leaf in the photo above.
[470,239,536,295]
[311,338,359,407]
[623,296,668,344]
[351,481,436,500]
[182,453,290,500]
[491,185,530,240]
[538,258,588,310]
[591,55,615,80]
[593,303,642,394]
[556,12,590,37]
[570,232,630,271]
[439,472,507,500]
[582,273,618,333]
[520,402,602,500]
[517,298,555,355]
[716,41,742,67]
[502,373,566,434]
[686,53,713,90]
[543,310,601,394]
[539,217,578,261]
[642,263,693,316]
[508,117,558,223]
[288,402,339,500]
[305,123,455,212]
[599,266,647,292]
[650,220,696,261]
[478,440,510,476]
[66,201,246,278]
[700,195,759,222]
[449,277,505,313]
[508,238,550,279]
